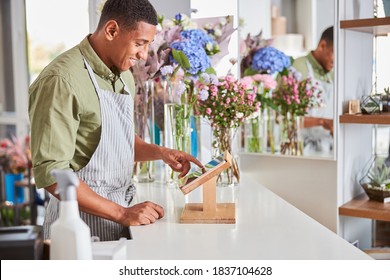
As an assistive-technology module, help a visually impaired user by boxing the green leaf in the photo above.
[205,67,217,75]
[172,49,190,70]
[243,67,258,76]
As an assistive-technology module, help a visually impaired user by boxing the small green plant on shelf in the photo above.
[367,163,390,190]
[359,155,390,202]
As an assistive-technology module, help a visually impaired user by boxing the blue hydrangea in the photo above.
[180,29,214,48]
[170,41,211,75]
[251,46,291,74]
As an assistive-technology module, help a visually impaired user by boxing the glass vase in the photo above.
[358,154,390,202]
[279,113,304,156]
[163,79,192,188]
[244,112,264,153]
[212,125,240,187]
[133,80,155,183]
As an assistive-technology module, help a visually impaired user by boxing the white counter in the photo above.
[121,173,371,260]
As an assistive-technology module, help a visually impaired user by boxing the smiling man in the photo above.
[29,0,203,241]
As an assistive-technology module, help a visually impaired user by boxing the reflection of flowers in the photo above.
[240,31,272,77]
[195,74,261,184]
[0,136,30,174]
[251,46,291,74]
[273,67,322,155]
[241,74,277,153]
[273,67,322,117]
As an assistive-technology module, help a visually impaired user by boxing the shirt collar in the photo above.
[307,52,327,77]
[79,35,120,82]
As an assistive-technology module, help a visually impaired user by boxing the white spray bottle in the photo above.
[50,169,92,260]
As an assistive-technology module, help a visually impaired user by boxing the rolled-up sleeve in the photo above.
[29,75,80,188]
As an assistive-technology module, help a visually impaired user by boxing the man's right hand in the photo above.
[121,201,164,226]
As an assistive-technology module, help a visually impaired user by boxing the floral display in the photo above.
[0,136,30,174]
[273,67,323,155]
[239,31,272,77]
[240,74,277,153]
[273,67,322,117]
[251,46,291,74]
[195,73,261,185]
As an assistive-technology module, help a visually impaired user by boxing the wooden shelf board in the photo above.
[339,193,390,222]
[339,113,390,124]
[340,17,390,36]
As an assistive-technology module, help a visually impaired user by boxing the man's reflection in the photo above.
[292,26,334,156]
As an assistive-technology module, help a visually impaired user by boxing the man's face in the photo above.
[109,21,156,72]
[320,43,334,73]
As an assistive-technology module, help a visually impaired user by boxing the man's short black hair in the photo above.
[98,0,158,31]
[320,26,333,45]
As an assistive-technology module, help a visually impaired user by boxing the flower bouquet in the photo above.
[0,136,30,204]
[240,36,291,154]
[195,73,260,186]
[241,74,277,153]
[273,67,322,155]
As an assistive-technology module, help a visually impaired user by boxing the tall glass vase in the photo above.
[279,113,304,156]
[244,112,264,153]
[212,126,240,187]
[133,80,155,183]
[163,79,192,188]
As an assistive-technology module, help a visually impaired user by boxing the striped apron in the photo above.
[43,57,135,241]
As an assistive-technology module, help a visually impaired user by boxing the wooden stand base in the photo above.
[180,203,236,224]
[179,152,236,224]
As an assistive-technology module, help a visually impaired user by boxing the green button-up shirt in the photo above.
[29,36,136,188]
[292,52,334,83]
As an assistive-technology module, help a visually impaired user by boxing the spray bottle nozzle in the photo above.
[51,169,79,201]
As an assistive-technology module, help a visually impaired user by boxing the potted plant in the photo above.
[359,155,390,203]
[381,87,390,112]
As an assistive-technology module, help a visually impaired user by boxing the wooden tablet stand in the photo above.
[179,151,236,224]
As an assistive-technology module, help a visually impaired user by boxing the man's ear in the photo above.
[318,40,328,51]
[104,20,119,40]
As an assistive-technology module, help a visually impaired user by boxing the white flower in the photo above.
[219,17,227,26]
[209,74,218,85]
[199,89,209,101]
[162,18,175,29]
[236,112,244,119]
[206,42,213,52]
[214,28,222,37]
[204,23,213,29]
[160,65,174,76]
[176,82,187,95]
[247,111,259,119]
[200,73,210,84]
[181,14,198,30]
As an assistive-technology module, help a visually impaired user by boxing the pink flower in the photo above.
[206,108,212,115]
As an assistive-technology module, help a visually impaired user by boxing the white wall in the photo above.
[239,0,272,38]
[149,0,191,18]
[241,154,338,232]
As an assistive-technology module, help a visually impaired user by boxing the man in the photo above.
[292,26,334,155]
[29,0,203,241]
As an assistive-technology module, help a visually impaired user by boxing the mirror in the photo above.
[153,0,336,159]
[238,0,335,158]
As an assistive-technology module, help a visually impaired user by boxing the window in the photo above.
[26,0,90,84]
[0,0,29,139]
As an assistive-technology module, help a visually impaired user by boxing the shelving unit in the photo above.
[340,17,390,36]
[337,3,390,248]
[339,193,390,222]
[339,112,390,124]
